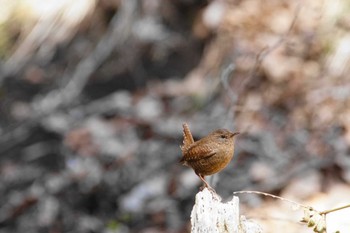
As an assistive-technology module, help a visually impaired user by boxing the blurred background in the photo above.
[0,0,350,232]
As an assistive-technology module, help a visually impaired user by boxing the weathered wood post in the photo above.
[190,188,262,233]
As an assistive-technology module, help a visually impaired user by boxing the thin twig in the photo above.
[233,190,310,210]
[220,4,301,128]
[220,64,237,128]
[238,3,301,93]
[320,203,350,215]
[221,64,237,105]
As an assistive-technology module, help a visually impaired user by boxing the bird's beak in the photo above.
[232,132,240,137]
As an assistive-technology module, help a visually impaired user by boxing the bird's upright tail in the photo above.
[180,123,194,164]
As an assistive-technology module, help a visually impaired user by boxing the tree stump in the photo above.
[190,188,262,233]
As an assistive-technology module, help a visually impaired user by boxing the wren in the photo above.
[180,123,239,190]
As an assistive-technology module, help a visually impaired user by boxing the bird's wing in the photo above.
[180,144,216,163]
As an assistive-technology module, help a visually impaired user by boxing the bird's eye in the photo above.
[220,135,227,139]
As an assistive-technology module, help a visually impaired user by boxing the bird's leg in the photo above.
[198,174,216,193]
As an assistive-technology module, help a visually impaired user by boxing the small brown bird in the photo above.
[180,123,239,189]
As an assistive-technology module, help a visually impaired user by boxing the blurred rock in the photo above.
[66,157,103,191]
[120,174,167,213]
[135,95,163,121]
[64,127,98,156]
[78,215,103,233]
[111,91,132,113]
[11,101,32,121]
[202,0,226,30]
[45,173,71,194]
[249,161,275,183]
[38,196,59,226]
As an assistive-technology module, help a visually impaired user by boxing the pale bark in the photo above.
[190,188,262,233]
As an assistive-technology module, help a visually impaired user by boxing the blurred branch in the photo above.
[33,0,138,114]
[0,1,97,83]
[0,0,138,154]
[238,4,301,94]
[220,64,237,129]
[220,4,300,131]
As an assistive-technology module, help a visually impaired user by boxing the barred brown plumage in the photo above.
[180,123,239,190]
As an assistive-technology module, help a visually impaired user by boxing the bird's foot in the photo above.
[200,184,217,194]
